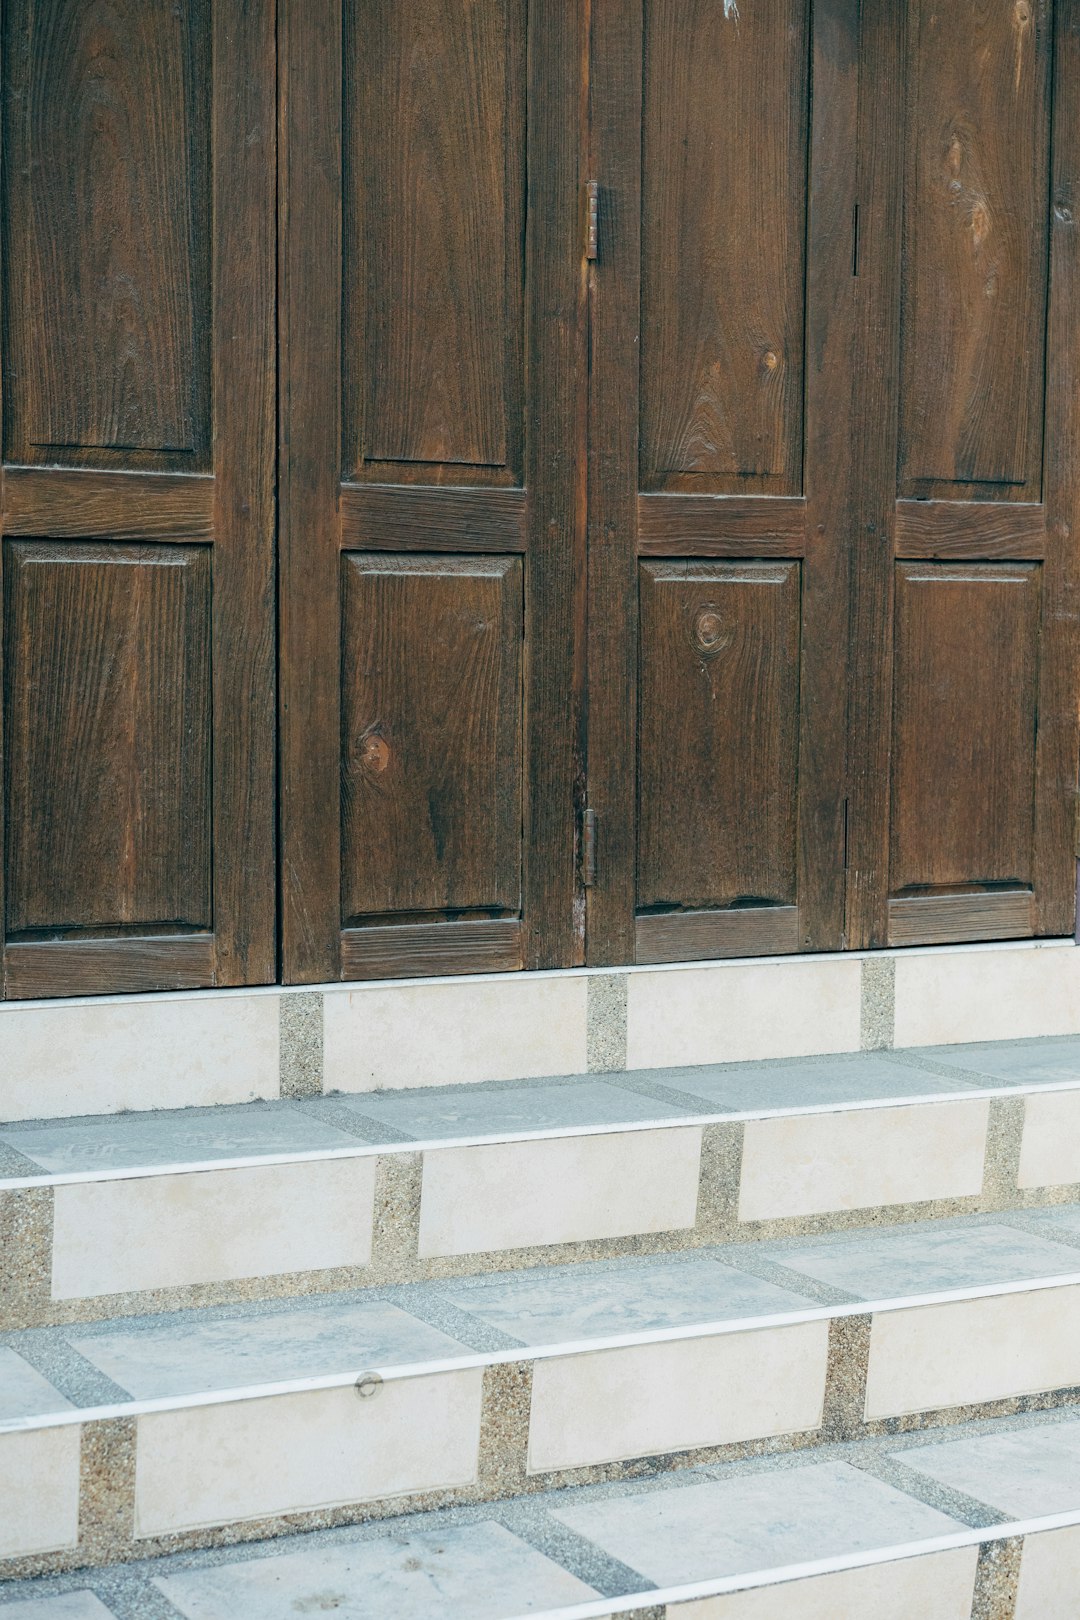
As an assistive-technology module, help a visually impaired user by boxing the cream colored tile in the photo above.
[626,959,861,1070]
[0,1425,81,1558]
[133,1370,483,1537]
[322,975,588,1091]
[52,1158,376,1299]
[738,1100,988,1222]
[528,1321,828,1473]
[1019,1091,1080,1189]
[1014,1525,1080,1619]
[0,994,278,1123]
[893,944,1080,1048]
[418,1127,702,1258]
[670,1547,977,1619]
[866,1284,1080,1419]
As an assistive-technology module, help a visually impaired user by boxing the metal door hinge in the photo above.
[581,808,598,886]
[585,181,600,261]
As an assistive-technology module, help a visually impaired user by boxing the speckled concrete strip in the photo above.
[277,993,324,1101]
[860,957,896,1051]
[587,976,629,1074]
[971,1536,1023,1620]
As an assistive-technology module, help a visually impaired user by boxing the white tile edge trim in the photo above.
[4,1079,1068,1191]
[506,1511,1080,1620]
[9,1269,1080,1434]
[0,935,1069,1013]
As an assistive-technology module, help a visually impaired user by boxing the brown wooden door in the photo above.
[0,0,276,998]
[279,0,586,981]
[586,0,1080,966]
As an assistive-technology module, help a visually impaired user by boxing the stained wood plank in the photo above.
[340,919,522,980]
[887,891,1033,947]
[2,467,214,539]
[2,0,210,463]
[345,0,525,472]
[636,495,806,555]
[890,563,1040,893]
[639,0,807,495]
[340,555,523,920]
[636,907,800,966]
[898,0,1050,495]
[4,935,215,999]
[340,484,526,552]
[895,500,1046,559]
[637,562,801,912]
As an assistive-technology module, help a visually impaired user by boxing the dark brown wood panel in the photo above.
[340,554,523,921]
[636,906,799,966]
[898,0,1051,497]
[2,468,214,540]
[636,495,807,556]
[639,0,808,495]
[340,484,526,552]
[4,542,212,934]
[887,890,1034,947]
[344,0,525,473]
[340,918,522,980]
[890,562,1040,895]
[4,934,215,998]
[895,499,1046,559]
[637,561,801,912]
[3,0,210,465]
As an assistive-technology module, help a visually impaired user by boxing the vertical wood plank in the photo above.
[586,0,642,966]
[278,0,342,981]
[521,3,587,968]
[1034,0,1080,933]
[845,2,906,949]
[798,0,860,949]
[212,0,277,984]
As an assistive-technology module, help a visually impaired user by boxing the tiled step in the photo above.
[5,1038,1080,1326]
[9,1208,1080,1572]
[7,1408,1080,1618]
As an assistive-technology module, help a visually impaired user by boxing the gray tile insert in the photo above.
[0,1346,73,1422]
[903,1036,1080,1088]
[0,1600,118,1620]
[772,1219,1080,1300]
[444,1253,817,1346]
[153,1520,598,1620]
[656,1052,982,1112]
[332,1077,692,1139]
[550,1460,962,1585]
[894,1416,1080,1519]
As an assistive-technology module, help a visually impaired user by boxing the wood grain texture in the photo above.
[895,499,1046,558]
[3,0,210,463]
[890,563,1040,893]
[345,0,525,472]
[639,0,808,495]
[3,543,212,934]
[4,934,215,999]
[340,555,523,920]
[340,918,522,979]
[898,0,1050,496]
[636,906,799,965]
[340,484,526,552]
[636,495,807,555]
[3,467,214,539]
[887,890,1033,947]
[637,562,801,911]
[1033,0,1080,936]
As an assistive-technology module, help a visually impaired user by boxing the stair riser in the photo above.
[6,1089,1080,1329]
[3,942,1078,1123]
[7,1284,1080,1577]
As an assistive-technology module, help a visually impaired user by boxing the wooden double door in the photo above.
[1,0,1078,997]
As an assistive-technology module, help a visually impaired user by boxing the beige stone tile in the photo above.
[1019,1091,1080,1189]
[893,944,1080,1048]
[625,959,862,1071]
[133,1370,483,1537]
[322,975,588,1091]
[0,994,278,1123]
[528,1321,828,1473]
[866,1284,1080,1419]
[0,1425,81,1558]
[1014,1525,1080,1619]
[738,1100,988,1222]
[670,1547,977,1619]
[52,1158,376,1299]
[417,1128,702,1258]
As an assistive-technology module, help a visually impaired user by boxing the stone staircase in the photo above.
[5,952,1080,1615]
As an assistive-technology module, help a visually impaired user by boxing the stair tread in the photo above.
[5,1035,1080,1185]
[7,1409,1080,1618]
[7,1206,1080,1426]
